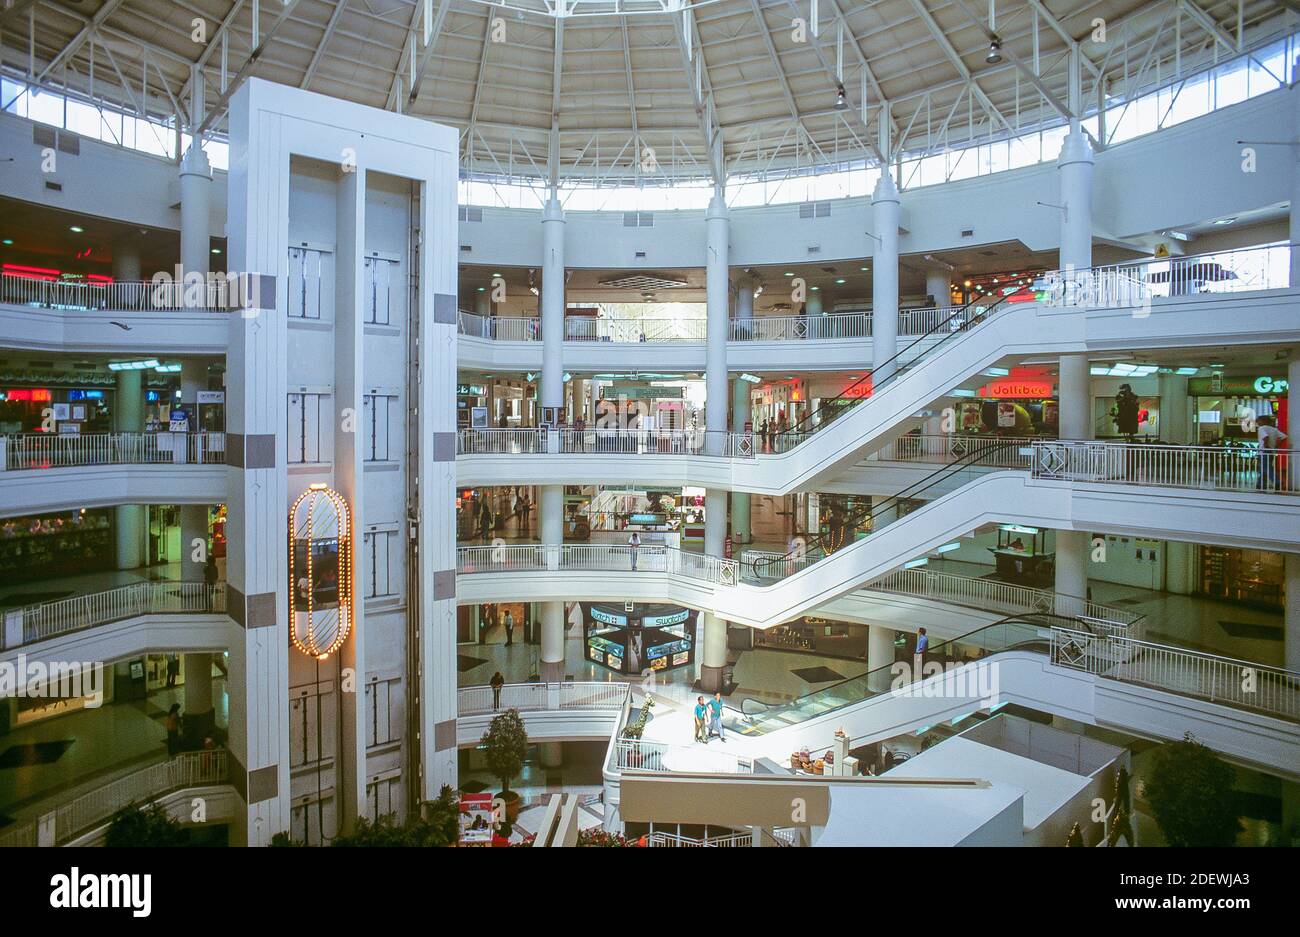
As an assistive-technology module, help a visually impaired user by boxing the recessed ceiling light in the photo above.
[1213,217,1237,225]
[835,278,846,284]
[1,239,12,246]
[211,248,222,254]
[69,225,84,233]
[783,272,795,277]
[810,286,820,291]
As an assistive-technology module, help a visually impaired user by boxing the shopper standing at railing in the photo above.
[1257,415,1288,491]
[490,671,505,711]
[628,531,641,570]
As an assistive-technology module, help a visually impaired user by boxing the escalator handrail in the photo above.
[730,611,1092,731]
[750,439,1025,578]
[778,285,1032,440]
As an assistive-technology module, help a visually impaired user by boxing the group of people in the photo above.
[757,411,790,453]
[693,691,726,744]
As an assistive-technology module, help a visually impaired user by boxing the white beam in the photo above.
[301,0,349,90]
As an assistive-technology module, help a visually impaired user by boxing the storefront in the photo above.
[0,509,116,583]
[582,602,696,675]
[1198,546,1286,611]
[752,615,872,660]
[1189,373,1289,445]
[967,368,1059,436]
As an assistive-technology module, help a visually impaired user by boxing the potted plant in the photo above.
[481,708,529,823]
[1143,734,1242,847]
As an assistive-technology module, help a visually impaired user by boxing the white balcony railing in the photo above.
[0,750,231,848]
[1043,243,1292,307]
[4,581,227,649]
[456,427,756,458]
[1031,440,1297,495]
[456,544,738,587]
[457,681,629,717]
[566,316,706,342]
[612,737,754,774]
[0,273,235,312]
[874,433,1041,467]
[1051,626,1300,722]
[456,303,990,345]
[1,431,226,470]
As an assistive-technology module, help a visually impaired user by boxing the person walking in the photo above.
[693,696,709,744]
[503,608,515,646]
[164,703,182,757]
[915,627,929,671]
[165,654,179,688]
[203,553,219,610]
[628,530,641,571]
[490,671,505,711]
[1257,415,1288,491]
[708,691,726,742]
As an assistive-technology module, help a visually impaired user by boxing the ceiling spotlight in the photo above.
[69,225,84,233]
[834,83,847,111]
[985,37,1002,65]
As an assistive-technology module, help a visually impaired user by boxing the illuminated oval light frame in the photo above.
[288,483,354,661]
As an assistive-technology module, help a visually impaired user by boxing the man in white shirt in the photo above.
[628,531,641,570]
[1257,416,1289,491]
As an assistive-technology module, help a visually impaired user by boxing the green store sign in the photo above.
[1187,375,1289,395]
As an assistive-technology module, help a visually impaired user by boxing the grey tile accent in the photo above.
[246,592,277,629]
[227,749,247,800]
[226,432,245,468]
[239,273,277,311]
[248,764,279,804]
[433,569,456,600]
[433,292,458,324]
[244,434,276,469]
[226,583,246,627]
[432,432,456,463]
[434,719,457,751]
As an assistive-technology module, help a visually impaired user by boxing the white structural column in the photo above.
[224,85,292,846]
[925,269,949,308]
[112,237,141,281]
[539,193,568,682]
[805,290,822,316]
[179,142,213,282]
[1054,96,1095,618]
[539,484,565,682]
[700,611,728,693]
[867,625,894,693]
[113,369,144,570]
[474,289,491,317]
[731,376,752,543]
[541,196,566,418]
[704,193,729,452]
[871,172,901,385]
[1286,355,1300,671]
[1055,352,1092,614]
[1291,77,1300,288]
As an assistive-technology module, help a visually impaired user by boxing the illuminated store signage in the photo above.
[1188,375,1290,396]
[978,379,1054,398]
[288,483,354,660]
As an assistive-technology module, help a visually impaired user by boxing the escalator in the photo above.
[732,285,1085,492]
[726,612,1070,736]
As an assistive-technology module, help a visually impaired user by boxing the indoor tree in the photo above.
[1143,734,1242,847]
[481,708,529,820]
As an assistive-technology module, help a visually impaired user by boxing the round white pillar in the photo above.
[700,612,728,692]
[705,194,729,453]
[179,143,212,282]
[1058,353,1090,440]
[805,290,822,316]
[1157,372,1190,444]
[1055,529,1090,617]
[474,289,491,317]
[540,602,565,682]
[1286,553,1300,674]
[704,488,727,558]
[183,652,215,743]
[112,238,141,282]
[1165,541,1194,595]
[871,172,901,384]
[867,626,894,693]
[541,197,566,414]
[1057,126,1094,272]
[925,270,949,308]
[180,504,208,584]
[731,378,752,543]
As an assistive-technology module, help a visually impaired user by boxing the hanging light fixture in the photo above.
[985,0,1002,63]
[834,83,847,110]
